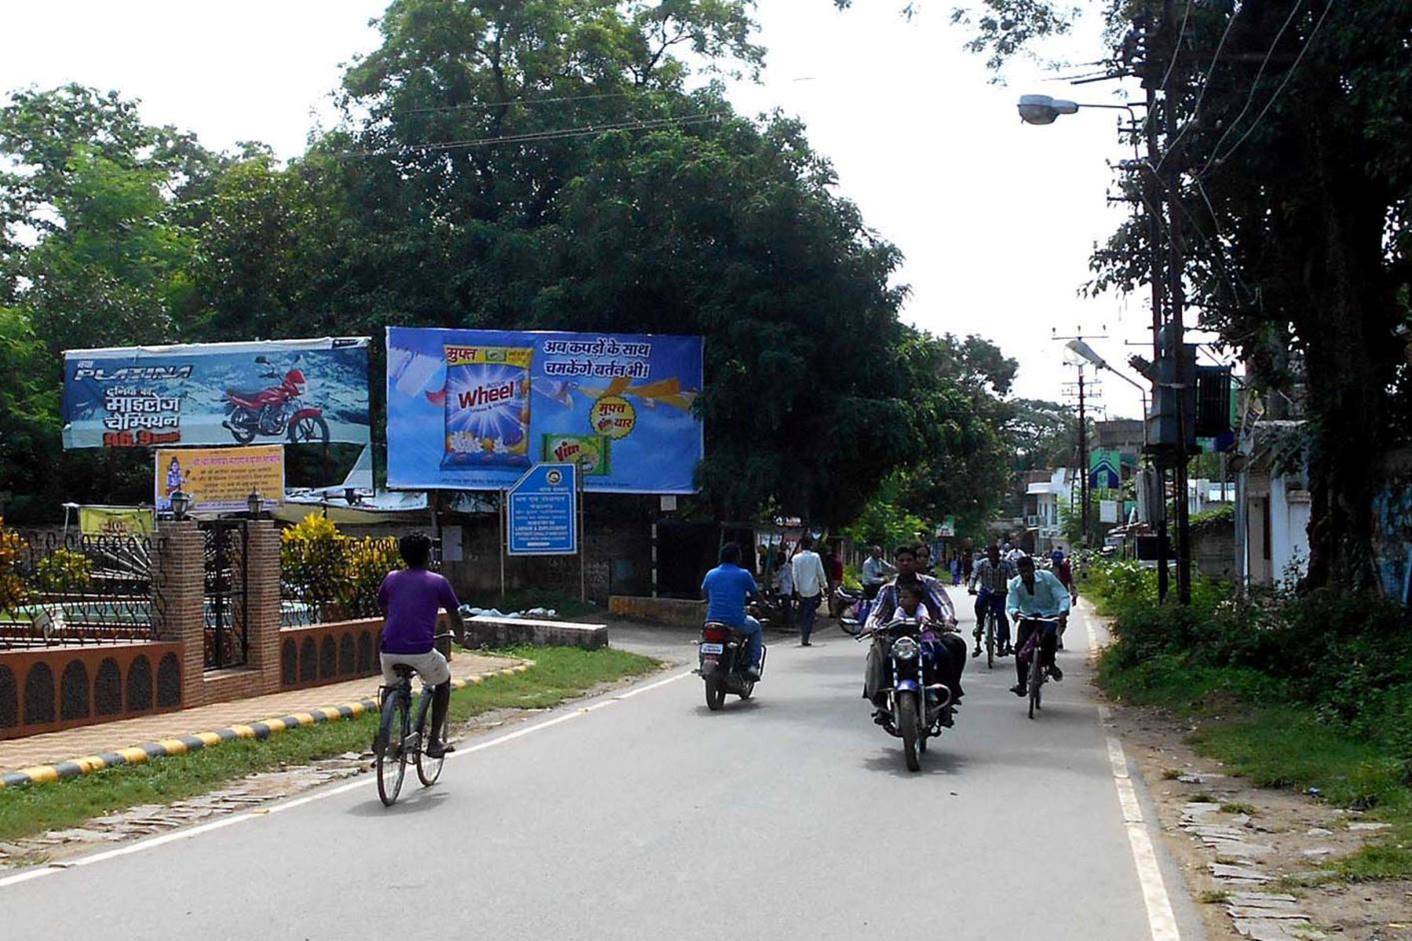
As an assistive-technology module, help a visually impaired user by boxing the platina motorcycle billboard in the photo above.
[386,327,703,493]
[61,338,371,450]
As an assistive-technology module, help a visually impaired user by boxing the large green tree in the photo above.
[948,0,1412,591]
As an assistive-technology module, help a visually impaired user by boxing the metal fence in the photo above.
[0,531,163,649]
[201,521,248,670]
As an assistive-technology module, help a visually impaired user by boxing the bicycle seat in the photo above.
[391,664,416,678]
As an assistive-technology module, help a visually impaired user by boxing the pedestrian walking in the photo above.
[775,546,795,628]
[791,536,828,646]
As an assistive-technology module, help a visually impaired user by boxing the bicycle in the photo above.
[374,632,454,806]
[969,589,1003,669]
[1016,616,1062,720]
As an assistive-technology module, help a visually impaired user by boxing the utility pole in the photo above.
[1078,368,1089,547]
[1161,0,1192,605]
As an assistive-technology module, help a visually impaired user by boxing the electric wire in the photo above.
[1204,0,1332,171]
[1154,8,1239,172]
[334,111,731,159]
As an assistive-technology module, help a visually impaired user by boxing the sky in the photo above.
[0,0,1147,419]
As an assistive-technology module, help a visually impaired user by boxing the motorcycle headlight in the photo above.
[891,636,920,660]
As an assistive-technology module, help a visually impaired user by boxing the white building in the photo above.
[1235,421,1310,586]
[1023,467,1075,555]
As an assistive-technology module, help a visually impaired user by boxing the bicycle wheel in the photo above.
[985,612,995,670]
[1028,647,1043,720]
[416,706,446,787]
[376,692,409,806]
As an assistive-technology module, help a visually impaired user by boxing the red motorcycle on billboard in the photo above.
[223,355,329,446]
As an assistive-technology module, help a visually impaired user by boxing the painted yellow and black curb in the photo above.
[0,661,533,791]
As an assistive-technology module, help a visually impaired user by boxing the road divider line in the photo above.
[0,666,693,891]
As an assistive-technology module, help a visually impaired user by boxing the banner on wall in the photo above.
[62,338,371,450]
[155,445,284,517]
[386,327,704,493]
[78,506,155,537]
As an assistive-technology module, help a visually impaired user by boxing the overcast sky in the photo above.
[1,0,1147,418]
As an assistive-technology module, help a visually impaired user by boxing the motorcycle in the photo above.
[856,615,951,772]
[834,585,876,631]
[696,621,766,711]
[223,355,329,446]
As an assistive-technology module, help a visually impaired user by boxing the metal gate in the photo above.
[201,520,249,669]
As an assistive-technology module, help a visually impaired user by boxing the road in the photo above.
[3,603,1205,940]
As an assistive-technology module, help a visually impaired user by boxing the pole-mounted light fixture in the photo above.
[170,490,191,521]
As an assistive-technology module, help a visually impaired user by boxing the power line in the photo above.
[1206,0,1332,170]
[1157,0,1195,94]
[1197,0,1307,175]
[333,111,731,159]
[1154,8,1239,172]
[392,89,658,115]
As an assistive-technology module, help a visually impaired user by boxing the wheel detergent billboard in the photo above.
[61,338,371,449]
[386,327,703,493]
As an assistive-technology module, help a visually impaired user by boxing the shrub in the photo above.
[341,536,400,616]
[280,514,346,606]
[0,519,25,611]
[33,548,92,594]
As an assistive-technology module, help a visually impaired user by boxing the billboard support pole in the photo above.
[577,460,586,604]
[498,490,507,602]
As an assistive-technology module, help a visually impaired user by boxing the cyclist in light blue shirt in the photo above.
[701,543,763,679]
[1006,555,1071,696]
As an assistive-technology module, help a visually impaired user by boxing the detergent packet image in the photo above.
[442,345,533,469]
[541,434,611,476]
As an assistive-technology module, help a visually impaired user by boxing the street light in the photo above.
[1065,339,1150,449]
[247,490,262,519]
[1017,94,1137,126]
[170,490,191,521]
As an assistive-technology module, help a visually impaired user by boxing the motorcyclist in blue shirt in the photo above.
[701,543,764,679]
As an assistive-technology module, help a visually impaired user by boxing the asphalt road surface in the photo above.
[4,603,1206,940]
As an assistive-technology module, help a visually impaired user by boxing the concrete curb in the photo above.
[0,660,533,791]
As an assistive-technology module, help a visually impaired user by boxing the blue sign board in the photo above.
[62,338,371,450]
[385,327,703,493]
[507,463,578,556]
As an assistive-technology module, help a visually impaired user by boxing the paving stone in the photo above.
[1229,893,1299,906]
[1305,827,1333,837]
[1189,825,1253,839]
[1347,822,1389,832]
[1232,918,1321,941]
[1211,863,1273,882]
[1228,906,1308,920]
[1301,847,1336,858]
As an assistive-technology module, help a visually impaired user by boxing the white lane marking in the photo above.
[1083,610,1181,941]
[0,668,694,890]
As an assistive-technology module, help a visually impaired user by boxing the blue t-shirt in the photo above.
[701,563,757,627]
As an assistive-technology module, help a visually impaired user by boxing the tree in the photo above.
[948,1,1412,591]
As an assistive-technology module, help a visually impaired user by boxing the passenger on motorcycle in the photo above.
[860,545,896,599]
[701,543,764,679]
[967,544,1017,658]
[863,545,967,721]
[1006,555,1071,697]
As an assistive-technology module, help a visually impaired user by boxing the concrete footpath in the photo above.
[0,652,517,788]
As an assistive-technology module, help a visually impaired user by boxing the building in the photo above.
[1022,467,1075,556]
[1235,420,1309,586]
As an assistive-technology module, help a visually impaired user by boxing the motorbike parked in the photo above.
[223,355,329,446]
[855,615,950,772]
[696,621,766,711]
[834,585,876,631]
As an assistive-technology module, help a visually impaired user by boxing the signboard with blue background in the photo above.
[386,327,704,493]
[507,463,578,556]
[62,338,371,450]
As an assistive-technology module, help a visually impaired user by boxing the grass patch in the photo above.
[0,645,657,844]
[1098,648,1412,882]
[1196,889,1230,904]
[1220,802,1257,816]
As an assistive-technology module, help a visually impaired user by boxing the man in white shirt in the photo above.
[860,545,895,599]
[791,535,829,646]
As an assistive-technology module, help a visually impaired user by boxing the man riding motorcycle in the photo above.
[863,545,966,724]
[1007,554,1071,697]
[967,544,1017,658]
[701,542,764,680]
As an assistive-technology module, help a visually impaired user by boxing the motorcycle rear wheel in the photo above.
[704,676,726,711]
[898,691,922,772]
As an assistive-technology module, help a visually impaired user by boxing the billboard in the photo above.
[78,506,155,537]
[62,338,371,450]
[386,327,703,493]
[155,445,284,516]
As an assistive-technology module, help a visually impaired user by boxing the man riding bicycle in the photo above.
[701,542,764,679]
[376,533,467,758]
[1006,554,1070,697]
[967,544,1017,658]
